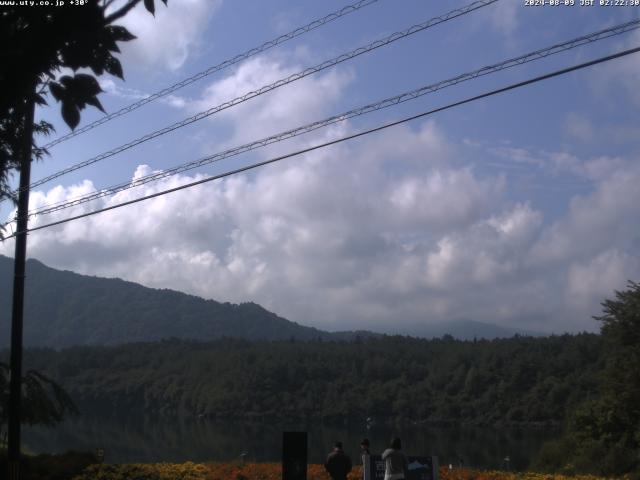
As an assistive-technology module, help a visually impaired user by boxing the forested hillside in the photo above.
[15,333,602,425]
[0,256,335,346]
[0,256,542,346]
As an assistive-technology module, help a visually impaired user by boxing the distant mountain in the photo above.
[403,319,544,340]
[0,255,542,348]
[0,256,341,347]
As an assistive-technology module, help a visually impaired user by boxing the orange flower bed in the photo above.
[71,462,625,480]
[436,466,621,480]
[200,462,364,480]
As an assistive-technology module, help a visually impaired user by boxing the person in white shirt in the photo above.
[381,437,408,480]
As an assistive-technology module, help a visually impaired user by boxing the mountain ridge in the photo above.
[0,255,543,347]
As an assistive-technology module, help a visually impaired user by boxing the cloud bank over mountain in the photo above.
[4,116,639,334]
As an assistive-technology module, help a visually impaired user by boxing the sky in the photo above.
[2,0,640,335]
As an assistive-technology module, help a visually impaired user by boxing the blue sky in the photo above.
[2,0,640,334]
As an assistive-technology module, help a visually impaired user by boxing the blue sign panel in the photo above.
[369,455,438,480]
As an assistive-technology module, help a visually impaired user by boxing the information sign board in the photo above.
[369,454,438,480]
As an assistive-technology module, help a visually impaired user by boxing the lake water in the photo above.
[23,415,560,471]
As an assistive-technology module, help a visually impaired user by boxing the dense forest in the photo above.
[9,333,602,426]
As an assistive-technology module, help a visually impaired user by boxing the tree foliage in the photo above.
[533,281,640,477]
[0,362,78,447]
[0,0,167,450]
[0,0,167,207]
[12,333,602,427]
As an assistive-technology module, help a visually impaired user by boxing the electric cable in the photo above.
[4,45,637,240]
[41,0,383,149]
[22,0,498,195]
[27,19,640,218]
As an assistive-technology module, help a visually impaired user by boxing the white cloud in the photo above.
[9,22,640,336]
[489,146,545,167]
[5,130,639,334]
[99,77,188,110]
[99,78,147,101]
[548,153,629,182]
[112,0,219,72]
[567,250,640,314]
[531,163,640,265]
[388,167,504,232]
[488,144,631,183]
[422,203,543,290]
[187,53,355,148]
[1,122,511,329]
[3,1,638,339]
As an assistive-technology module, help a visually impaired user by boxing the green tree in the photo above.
[596,281,640,422]
[0,2,168,475]
[534,281,640,477]
[590,281,640,474]
[0,363,77,448]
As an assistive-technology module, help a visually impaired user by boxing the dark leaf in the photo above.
[88,50,109,76]
[91,65,105,76]
[59,40,95,71]
[71,73,102,97]
[33,146,49,162]
[34,93,47,106]
[59,75,74,89]
[107,25,136,42]
[107,42,120,54]
[85,96,105,113]
[34,120,55,136]
[49,82,65,102]
[61,101,80,130]
[105,57,124,79]
[144,0,155,15]
[99,31,120,53]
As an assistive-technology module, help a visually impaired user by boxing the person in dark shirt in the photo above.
[325,441,352,480]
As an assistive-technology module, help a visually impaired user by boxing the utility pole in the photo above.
[8,84,36,480]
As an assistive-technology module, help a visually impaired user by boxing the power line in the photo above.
[23,0,498,195]
[27,19,640,218]
[5,45,638,240]
[41,0,382,150]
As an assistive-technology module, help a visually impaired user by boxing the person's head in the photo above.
[360,438,370,451]
[390,437,402,450]
[334,441,343,451]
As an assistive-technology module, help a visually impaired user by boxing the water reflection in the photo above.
[24,415,559,471]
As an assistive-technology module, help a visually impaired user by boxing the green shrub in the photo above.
[0,450,97,480]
